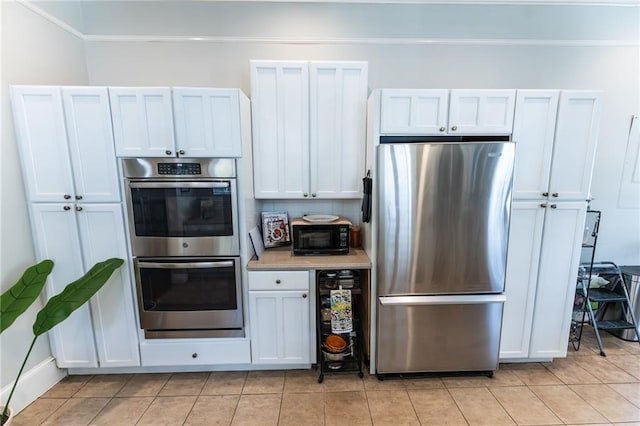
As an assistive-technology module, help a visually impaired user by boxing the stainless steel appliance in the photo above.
[134,257,243,338]
[291,218,351,256]
[123,158,243,338]
[376,136,514,375]
[123,158,239,257]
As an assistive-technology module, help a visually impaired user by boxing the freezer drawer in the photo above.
[376,295,505,374]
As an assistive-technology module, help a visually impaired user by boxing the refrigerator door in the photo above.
[376,294,506,374]
[377,142,514,296]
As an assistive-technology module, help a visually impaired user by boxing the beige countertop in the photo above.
[247,246,371,270]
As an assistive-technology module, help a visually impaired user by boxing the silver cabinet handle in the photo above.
[550,204,557,209]
[540,203,547,208]
[451,126,458,131]
[552,193,558,197]
[179,150,185,155]
[75,195,83,200]
[439,127,446,132]
[75,206,83,211]
[64,194,71,200]
[542,192,549,197]
[63,205,71,211]
[165,150,172,156]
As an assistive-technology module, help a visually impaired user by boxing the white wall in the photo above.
[84,39,640,264]
[1,0,88,407]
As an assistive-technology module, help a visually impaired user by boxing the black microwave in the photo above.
[291,217,351,256]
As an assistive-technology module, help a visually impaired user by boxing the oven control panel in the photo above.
[157,162,202,175]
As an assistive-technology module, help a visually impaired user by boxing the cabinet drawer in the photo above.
[248,270,309,291]
[140,339,250,366]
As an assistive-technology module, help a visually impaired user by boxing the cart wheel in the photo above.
[318,374,324,383]
[600,351,607,357]
[358,372,364,378]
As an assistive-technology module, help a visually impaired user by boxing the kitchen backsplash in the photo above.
[258,200,363,226]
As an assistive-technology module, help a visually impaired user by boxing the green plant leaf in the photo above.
[33,258,124,336]
[0,259,54,334]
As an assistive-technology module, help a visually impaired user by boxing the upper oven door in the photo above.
[126,180,240,256]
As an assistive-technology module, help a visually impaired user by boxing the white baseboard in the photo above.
[1,357,66,415]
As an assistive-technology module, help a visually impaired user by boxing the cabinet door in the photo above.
[500,201,545,359]
[310,62,368,199]
[379,89,448,135]
[528,201,587,359]
[448,90,516,134]
[109,87,175,157]
[512,91,559,200]
[173,88,242,158]
[76,204,140,367]
[29,203,99,368]
[249,290,310,364]
[250,61,309,199]
[547,91,602,201]
[10,86,75,202]
[62,87,121,203]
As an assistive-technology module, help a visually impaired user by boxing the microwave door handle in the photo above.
[138,261,234,269]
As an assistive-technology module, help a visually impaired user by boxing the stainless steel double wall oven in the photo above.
[123,158,243,338]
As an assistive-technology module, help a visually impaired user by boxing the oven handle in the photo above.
[137,261,234,269]
[128,181,231,189]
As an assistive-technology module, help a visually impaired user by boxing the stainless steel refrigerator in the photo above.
[376,137,515,375]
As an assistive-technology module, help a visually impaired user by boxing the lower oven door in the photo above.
[134,257,243,338]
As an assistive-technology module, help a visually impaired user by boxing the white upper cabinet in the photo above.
[109,87,175,157]
[548,91,602,201]
[251,61,310,199]
[379,89,515,135]
[448,90,516,134]
[251,60,368,199]
[512,90,601,201]
[310,62,368,199]
[11,86,120,203]
[380,89,449,135]
[512,91,559,200]
[173,88,243,157]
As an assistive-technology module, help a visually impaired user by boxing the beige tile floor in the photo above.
[14,328,640,425]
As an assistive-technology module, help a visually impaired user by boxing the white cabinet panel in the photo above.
[500,202,545,359]
[251,61,309,199]
[248,270,310,291]
[380,89,449,135]
[62,87,120,203]
[109,87,175,157]
[30,204,98,368]
[548,91,602,201]
[249,290,310,364]
[512,91,559,200]
[10,86,75,202]
[251,61,368,199]
[77,204,140,367]
[310,62,368,199]
[173,88,242,157]
[448,90,515,134]
[140,339,251,366]
[528,201,587,359]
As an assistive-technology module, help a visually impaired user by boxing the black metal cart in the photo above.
[316,270,364,383]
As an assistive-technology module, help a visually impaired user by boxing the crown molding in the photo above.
[19,0,640,47]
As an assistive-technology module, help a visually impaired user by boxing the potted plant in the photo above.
[0,258,124,425]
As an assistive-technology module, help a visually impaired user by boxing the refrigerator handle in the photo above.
[378,294,507,306]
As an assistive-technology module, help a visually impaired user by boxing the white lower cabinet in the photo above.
[30,203,140,368]
[500,201,587,360]
[140,339,251,366]
[248,271,312,364]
